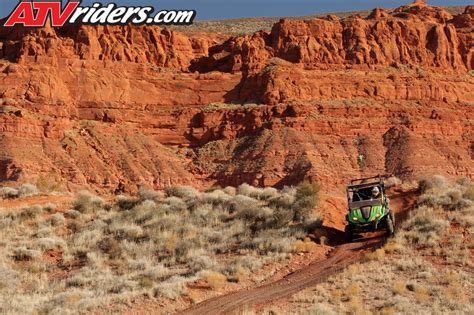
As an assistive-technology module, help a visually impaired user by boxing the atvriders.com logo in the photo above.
[3,0,197,27]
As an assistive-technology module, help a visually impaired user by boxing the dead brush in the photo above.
[202,271,227,289]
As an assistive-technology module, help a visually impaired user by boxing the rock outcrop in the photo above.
[0,23,223,70]
[191,3,473,74]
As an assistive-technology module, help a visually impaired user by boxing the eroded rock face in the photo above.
[0,23,221,70]
[0,4,472,194]
[237,59,474,105]
[191,3,473,74]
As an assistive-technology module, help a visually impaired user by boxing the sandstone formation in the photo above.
[0,22,226,70]
[191,3,473,74]
[0,3,472,195]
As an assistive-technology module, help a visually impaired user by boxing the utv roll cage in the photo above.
[346,175,387,209]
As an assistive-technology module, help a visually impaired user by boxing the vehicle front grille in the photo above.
[361,206,371,220]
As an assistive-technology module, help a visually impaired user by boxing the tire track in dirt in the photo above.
[182,190,417,315]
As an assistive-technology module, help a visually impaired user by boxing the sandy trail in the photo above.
[182,190,417,315]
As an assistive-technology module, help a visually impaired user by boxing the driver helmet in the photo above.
[372,187,380,197]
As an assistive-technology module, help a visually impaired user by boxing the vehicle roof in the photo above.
[347,180,384,190]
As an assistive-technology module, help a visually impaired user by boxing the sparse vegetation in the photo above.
[0,183,321,313]
[289,176,473,314]
[0,183,39,199]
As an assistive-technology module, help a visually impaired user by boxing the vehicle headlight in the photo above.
[375,213,380,218]
[353,217,358,221]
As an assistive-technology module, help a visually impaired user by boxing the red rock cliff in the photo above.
[191,3,473,74]
[0,3,472,195]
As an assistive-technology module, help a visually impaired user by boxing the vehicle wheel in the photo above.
[386,214,394,237]
[345,225,353,242]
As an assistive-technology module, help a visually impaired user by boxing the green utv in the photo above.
[344,175,395,242]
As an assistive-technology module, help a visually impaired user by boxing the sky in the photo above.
[0,0,471,21]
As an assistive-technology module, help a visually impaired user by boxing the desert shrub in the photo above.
[0,187,19,199]
[18,205,43,220]
[201,271,227,289]
[128,200,158,224]
[458,179,474,201]
[138,186,163,201]
[35,171,63,193]
[136,263,170,281]
[418,186,472,211]
[456,207,474,228]
[402,206,449,246]
[237,183,278,200]
[187,252,217,272]
[200,189,233,206]
[237,183,259,197]
[36,237,67,251]
[39,290,96,314]
[226,255,263,277]
[153,276,187,299]
[223,186,236,196]
[109,222,146,242]
[116,195,140,210]
[165,186,199,200]
[0,184,38,200]
[73,191,104,213]
[0,265,19,292]
[97,236,122,259]
[292,238,318,253]
[463,186,474,201]
[42,203,57,213]
[18,183,39,198]
[164,196,187,212]
[64,209,81,219]
[228,194,261,214]
[307,303,337,315]
[385,176,402,188]
[366,248,386,261]
[293,181,320,222]
[11,248,40,261]
[237,205,273,221]
[418,175,447,193]
[50,213,66,226]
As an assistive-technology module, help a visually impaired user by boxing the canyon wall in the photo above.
[0,3,472,193]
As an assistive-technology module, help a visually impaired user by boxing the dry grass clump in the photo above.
[0,183,39,199]
[73,191,104,213]
[385,176,402,188]
[0,187,20,199]
[401,206,449,247]
[201,271,227,289]
[418,175,448,193]
[0,182,321,313]
[287,176,473,315]
[138,186,164,201]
